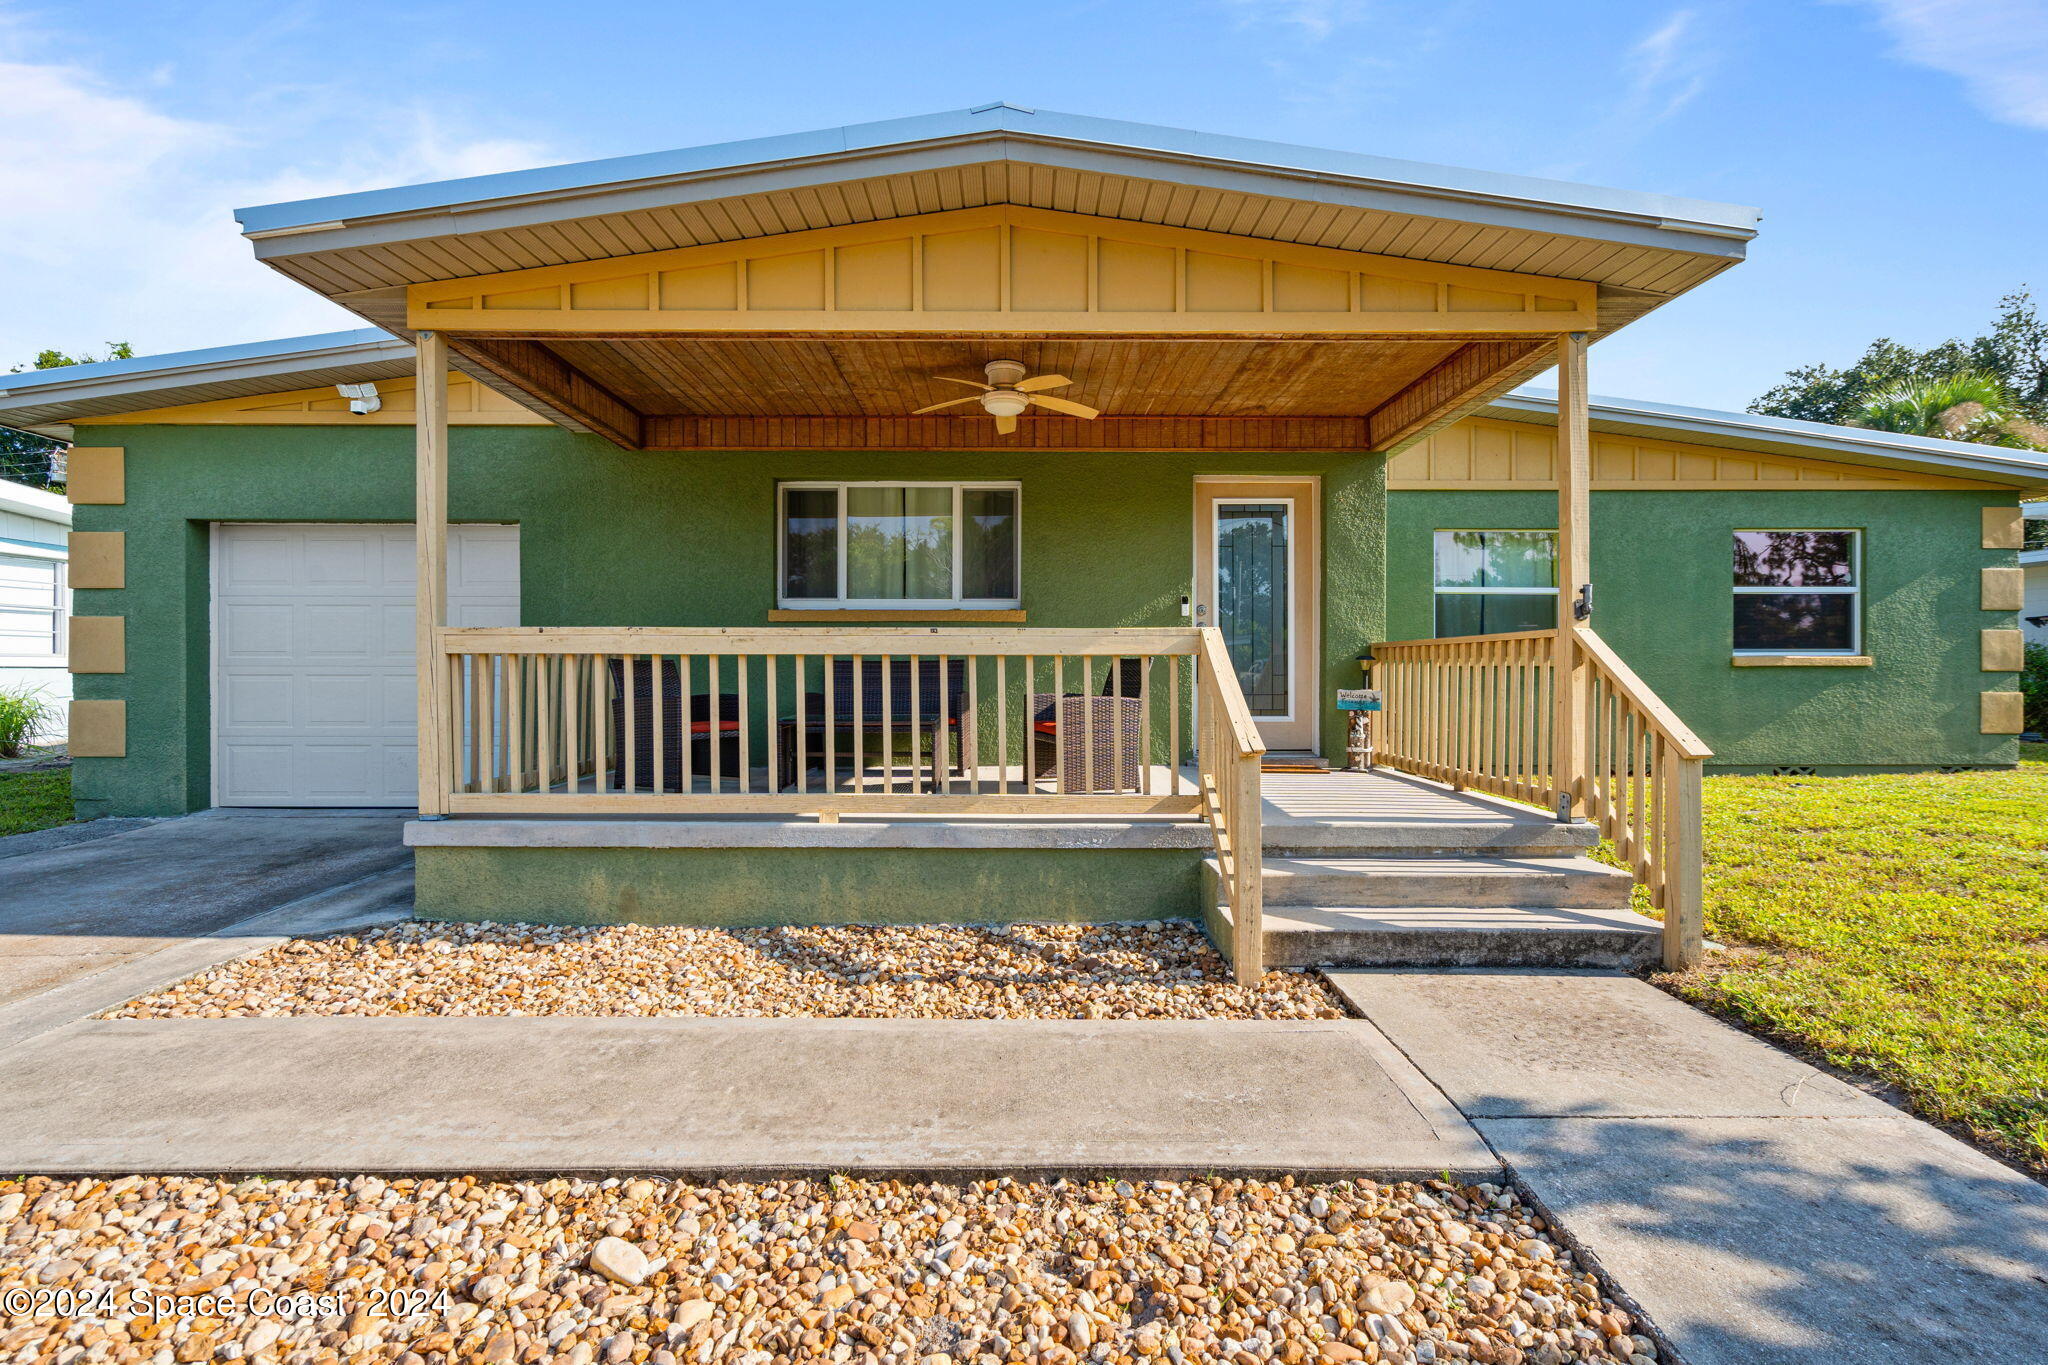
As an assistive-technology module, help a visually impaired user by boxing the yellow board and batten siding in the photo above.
[82,372,549,427]
[1389,416,2006,490]
[401,206,1598,336]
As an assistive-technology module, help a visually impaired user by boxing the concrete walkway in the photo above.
[0,843,2039,1365]
[0,1015,1489,1178]
[1328,970,2048,1365]
[0,808,408,1006]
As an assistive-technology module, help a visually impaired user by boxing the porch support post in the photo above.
[1552,331,1591,819]
[415,330,452,817]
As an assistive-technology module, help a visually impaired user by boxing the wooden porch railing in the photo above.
[1369,626,1710,969]
[1196,628,1267,984]
[425,625,1266,979]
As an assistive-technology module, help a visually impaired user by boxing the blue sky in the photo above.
[4,0,2044,411]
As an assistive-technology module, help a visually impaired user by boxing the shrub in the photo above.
[2023,642,2048,737]
[0,685,59,759]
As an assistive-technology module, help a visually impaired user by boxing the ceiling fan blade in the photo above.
[994,413,1018,435]
[910,396,982,415]
[933,376,992,390]
[1014,374,1072,392]
[1025,393,1101,420]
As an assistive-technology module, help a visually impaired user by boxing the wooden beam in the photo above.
[416,330,452,817]
[1553,331,1591,819]
[1363,339,1549,450]
[450,337,644,450]
[641,415,1373,451]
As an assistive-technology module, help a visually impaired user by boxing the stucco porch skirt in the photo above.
[406,821,1214,926]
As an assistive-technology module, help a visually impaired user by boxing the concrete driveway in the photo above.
[0,809,409,1007]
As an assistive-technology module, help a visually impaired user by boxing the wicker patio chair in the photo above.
[779,656,970,792]
[1031,657,1147,792]
[606,657,743,791]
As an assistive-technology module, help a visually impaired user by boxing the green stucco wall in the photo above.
[69,423,1385,816]
[414,845,1203,925]
[69,420,2019,817]
[1388,489,2021,771]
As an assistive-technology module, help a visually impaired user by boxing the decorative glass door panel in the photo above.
[1216,502,1292,716]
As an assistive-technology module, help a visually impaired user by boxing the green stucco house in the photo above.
[3,108,2040,978]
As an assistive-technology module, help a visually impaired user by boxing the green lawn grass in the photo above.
[1648,743,2048,1170]
[0,769,74,836]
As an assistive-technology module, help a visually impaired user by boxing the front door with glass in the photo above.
[1194,480,1318,752]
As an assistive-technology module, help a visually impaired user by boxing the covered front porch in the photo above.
[230,114,1739,980]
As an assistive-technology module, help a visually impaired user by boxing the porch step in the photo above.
[1262,821,1595,858]
[1259,904,1661,970]
[1250,854,1636,910]
[1261,751,1331,773]
[1203,851,1652,970]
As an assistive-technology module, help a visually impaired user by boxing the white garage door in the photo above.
[213,524,520,806]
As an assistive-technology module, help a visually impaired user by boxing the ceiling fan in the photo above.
[910,359,1101,435]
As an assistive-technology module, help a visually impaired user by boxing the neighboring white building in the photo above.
[0,478,70,741]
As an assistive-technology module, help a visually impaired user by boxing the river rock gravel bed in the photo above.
[105,921,1347,1021]
[0,1173,1657,1365]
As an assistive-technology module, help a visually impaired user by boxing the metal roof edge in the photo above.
[0,330,404,406]
[0,479,71,525]
[235,105,1761,252]
[1491,389,2048,486]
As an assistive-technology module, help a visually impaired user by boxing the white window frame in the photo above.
[1431,529,1559,636]
[1732,528,1862,657]
[0,545,68,666]
[776,480,1023,610]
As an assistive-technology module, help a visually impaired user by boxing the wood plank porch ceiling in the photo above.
[551,336,1455,418]
[442,332,1552,453]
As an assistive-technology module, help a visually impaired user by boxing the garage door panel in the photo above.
[219,532,295,589]
[215,524,520,807]
[382,745,420,801]
[300,674,378,729]
[220,744,295,801]
[220,603,296,659]
[222,674,294,729]
[380,603,415,657]
[299,744,377,798]
[304,535,373,587]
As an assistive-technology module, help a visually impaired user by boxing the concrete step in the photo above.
[1262,819,1595,858]
[1233,854,1637,910]
[1260,904,1661,970]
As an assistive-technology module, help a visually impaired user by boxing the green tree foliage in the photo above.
[1751,291,2048,449]
[2023,643,2048,738]
[1854,370,2016,442]
[0,343,135,489]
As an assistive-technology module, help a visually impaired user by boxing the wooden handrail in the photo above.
[1568,626,1712,759]
[1374,628,1555,650]
[440,625,1204,656]
[1193,627,1265,986]
[1196,627,1266,758]
[1367,625,1708,971]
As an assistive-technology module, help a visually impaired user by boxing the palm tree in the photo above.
[1851,371,2023,442]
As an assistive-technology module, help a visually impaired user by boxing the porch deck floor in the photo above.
[423,766,1589,855]
[528,763,1556,825]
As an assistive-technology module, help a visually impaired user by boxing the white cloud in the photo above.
[0,42,551,368]
[1844,0,2048,130]
[1622,9,1713,125]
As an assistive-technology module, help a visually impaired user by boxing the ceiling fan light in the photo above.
[980,390,1029,418]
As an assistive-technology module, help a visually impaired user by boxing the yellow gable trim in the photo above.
[403,206,1599,336]
[79,373,549,426]
[1387,416,2005,491]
